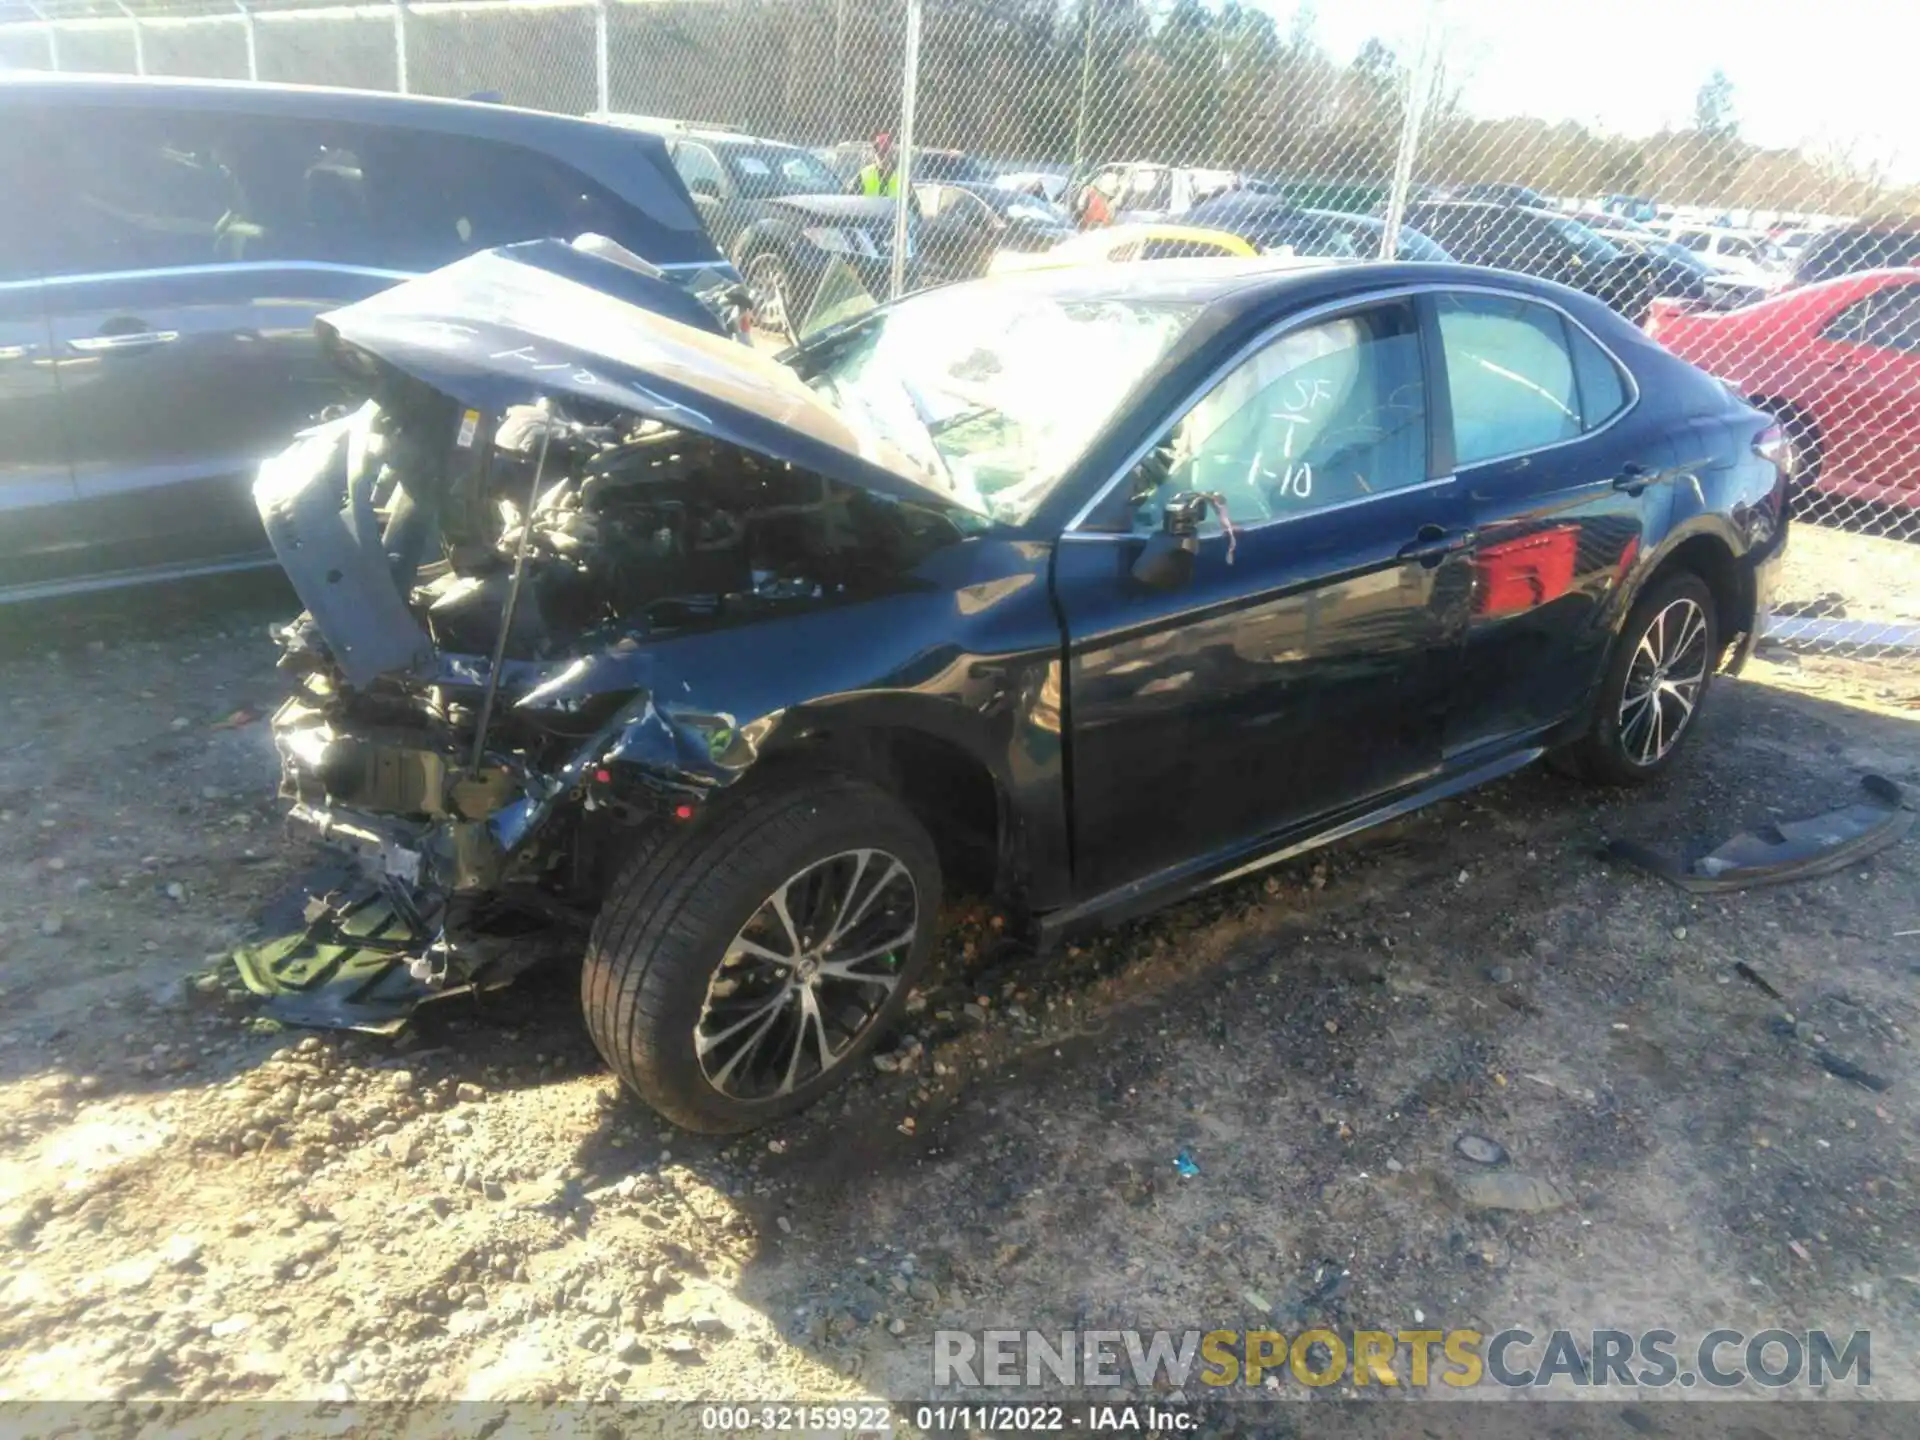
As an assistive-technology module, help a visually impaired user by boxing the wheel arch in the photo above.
[749,703,1025,910]
[1635,526,1753,665]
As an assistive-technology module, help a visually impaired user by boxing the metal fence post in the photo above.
[236,1,258,81]
[393,0,409,93]
[831,0,847,140]
[889,0,922,300]
[25,2,59,71]
[1071,0,1094,169]
[115,1,146,76]
[594,0,610,113]
[1379,0,1440,260]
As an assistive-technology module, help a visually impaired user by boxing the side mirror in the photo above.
[1131,491,1208,590]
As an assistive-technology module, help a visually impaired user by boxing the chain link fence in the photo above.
[3,0,1917,660]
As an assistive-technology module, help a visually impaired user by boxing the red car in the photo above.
[1647,269,1920,507]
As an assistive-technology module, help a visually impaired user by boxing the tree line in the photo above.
[37,0,1920,218]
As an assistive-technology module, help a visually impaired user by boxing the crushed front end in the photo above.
[236,239,964,1031]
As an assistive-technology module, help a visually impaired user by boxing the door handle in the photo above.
[67,328,179,355]
[1613,461,1654,495]
[1397,525,1473,566]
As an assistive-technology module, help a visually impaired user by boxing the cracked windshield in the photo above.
[808,286,1197,522]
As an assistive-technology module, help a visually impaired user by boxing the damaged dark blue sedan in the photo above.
[252,238,1787,1132]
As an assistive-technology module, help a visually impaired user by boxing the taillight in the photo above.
[1753,423,1786,470]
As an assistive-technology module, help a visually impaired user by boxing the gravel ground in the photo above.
[2,557,1919,1422]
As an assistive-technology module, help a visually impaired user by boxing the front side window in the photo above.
[1438,292,1584,465]
[1132,302,1427,532]
[805,288,1197,524]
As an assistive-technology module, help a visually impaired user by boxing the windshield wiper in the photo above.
[927,402,999,436]
[894,375,961,492]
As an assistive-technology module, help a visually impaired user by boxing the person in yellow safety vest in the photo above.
[855,131,902,198]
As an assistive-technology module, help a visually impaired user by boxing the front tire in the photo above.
[1566,571,1719,786]
[582,773,942,1133]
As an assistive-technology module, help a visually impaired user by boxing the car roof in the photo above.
[3,70,570,132]
[598,113,795,150]
[975,256,1342,305]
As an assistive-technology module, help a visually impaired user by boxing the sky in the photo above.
[1292,0,1920,183]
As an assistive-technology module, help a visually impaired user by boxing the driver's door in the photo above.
[1053,296,1476,897]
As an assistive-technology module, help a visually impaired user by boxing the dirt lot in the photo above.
[2,564,1919,1422]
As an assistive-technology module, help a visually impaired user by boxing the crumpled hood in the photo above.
[315,239,951,508]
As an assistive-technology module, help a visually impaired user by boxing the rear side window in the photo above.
[1569,323,1629,427]
[36,106,642,277]
[1822,283,1920,353]
[329,128,634,270]
[1438,292,1587,465]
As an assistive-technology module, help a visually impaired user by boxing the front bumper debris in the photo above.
[1608,774,1912,893]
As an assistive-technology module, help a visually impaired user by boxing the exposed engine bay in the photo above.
[237,235,976,1029]
[247,376,963,1029]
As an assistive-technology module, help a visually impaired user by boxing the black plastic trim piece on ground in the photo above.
[1607,775,1912,894]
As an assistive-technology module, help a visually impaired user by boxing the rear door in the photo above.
[34,101,676,582]
[1055,296,1475,896]
[32,103,386,577]
[1433,288,1672,754]
[0,109,81,595]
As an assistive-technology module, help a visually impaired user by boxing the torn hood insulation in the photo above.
[315,239,953,509]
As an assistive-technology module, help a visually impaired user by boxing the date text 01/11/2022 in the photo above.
[697,1403,1199,1433]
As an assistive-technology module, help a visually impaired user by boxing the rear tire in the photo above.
[581,772,941,1133]
[1565,571,1719,786]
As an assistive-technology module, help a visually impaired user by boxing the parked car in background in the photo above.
[993,165,1073,206]
[1768,223,1832,268]
[1566,214,1729,309]
[912,180,1075,282]
[1402,199,1663,322]
[258,252,1786,1130]
[1594,226,1765,310]
[1077,161,1245,224]
[819,141,999,190]
[1793,223,1920,286]
[605,116,908,341]
[1442,182,1550,208]
[0,74,735,604]
[1656,224,1787,285]
[986,222,1260,274]
[1604,194,1659,222]
[1649,268,1920,509]
[1182,195,1452,261]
